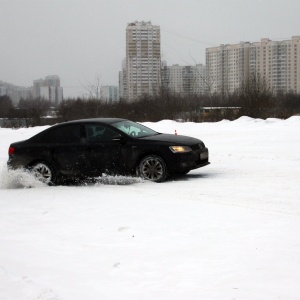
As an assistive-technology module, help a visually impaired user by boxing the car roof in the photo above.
[29,118,129,140]
[62,118,128,125]
[49,118,129,129]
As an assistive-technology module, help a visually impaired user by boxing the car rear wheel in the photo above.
[138,155,168,182]
[31,162,56,185]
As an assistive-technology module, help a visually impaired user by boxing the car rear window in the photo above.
[38,125,81,144]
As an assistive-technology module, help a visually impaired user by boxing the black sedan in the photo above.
[7,118,209,184]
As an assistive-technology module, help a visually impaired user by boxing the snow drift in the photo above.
[0,117,300,300]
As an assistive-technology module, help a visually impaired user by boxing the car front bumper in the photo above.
[168,147,210,173]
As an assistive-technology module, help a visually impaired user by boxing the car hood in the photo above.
[140,133,201,145]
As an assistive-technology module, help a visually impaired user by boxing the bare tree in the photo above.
[17,98,51,126]
[189,53,217,109]
[238,72,274,118]
[80,74,102,100]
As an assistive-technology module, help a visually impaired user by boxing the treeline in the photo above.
[0,97,51,119]
[1,85,300,127]
[0,97,52,127]
[57,90,300,123]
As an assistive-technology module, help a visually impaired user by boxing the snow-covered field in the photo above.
[0,117,300,300]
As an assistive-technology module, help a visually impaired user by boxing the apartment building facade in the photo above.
[0,86,7,96]
[161,64,207,96]
[0,81,33,104]
[124,21,161,102]
[40,86,63,105]
[33,79,45,98]
[34,75,63,104]
[100,85,119,103]
[206,36,300,95]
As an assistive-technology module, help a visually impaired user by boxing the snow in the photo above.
[0,117,300,300]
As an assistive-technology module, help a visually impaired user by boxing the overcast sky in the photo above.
[1,0,299,98]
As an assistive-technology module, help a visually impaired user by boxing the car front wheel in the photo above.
[138,155,168,182]
[31,162,56,185]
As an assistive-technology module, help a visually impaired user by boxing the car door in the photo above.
[39,124,88,175]
[84,124,125,175]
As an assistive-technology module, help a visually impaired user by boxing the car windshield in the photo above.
[111,120,159,138]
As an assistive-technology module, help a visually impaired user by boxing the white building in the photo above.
[162,64,207,96]
[33,79,45,98]
[44,75,60,87]
[250,36,300,94]
[0,82,33,104]
[33,75,63,104]
[206,36,300,95]
[0,86,7,96]
[40,86,63,105]
[119,59,127,100]
[100,86,119,103]
[124,21,161,101]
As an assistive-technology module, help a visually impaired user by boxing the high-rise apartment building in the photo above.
[161,64,207,96]
[206,36,300,95]
[124,21,161,101]
[40,86,63,105]
[0,86,7,96]
[100,86,119,103]
[33,79,45,98]
[119,59,127,100]
[44,75,60,88]
[33,75,63,104]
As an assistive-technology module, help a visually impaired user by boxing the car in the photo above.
[7,118,210,184]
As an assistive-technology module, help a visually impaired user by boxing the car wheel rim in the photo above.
[32,163,52,184]
[141,158,164,181]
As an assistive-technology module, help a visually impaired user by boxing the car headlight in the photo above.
[169,146,192,153]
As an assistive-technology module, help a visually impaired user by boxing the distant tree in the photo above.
[17,98,51,125]
[238,73,274,118]
[80,74,102,100]
[273,91,300,118]
[189,54,217,108]
[58,98,103,121]
[0,95,14,118]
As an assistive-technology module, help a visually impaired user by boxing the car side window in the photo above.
[85,125,121,142]
[39,125,81,144]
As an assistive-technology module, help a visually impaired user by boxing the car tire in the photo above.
[138,155,168,182]
[31,162,56,185]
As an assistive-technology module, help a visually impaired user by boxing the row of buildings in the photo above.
[0,75,63,105]
[206,36,300,95]
[2,21,300,104]
[119,21,300,102]
[0,76,120,105]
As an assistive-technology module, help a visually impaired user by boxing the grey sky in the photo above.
[1,0,299,98]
